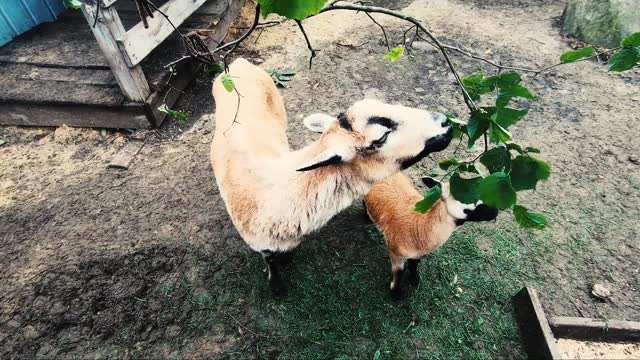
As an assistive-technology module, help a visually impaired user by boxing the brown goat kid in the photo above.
[364,173,498,299]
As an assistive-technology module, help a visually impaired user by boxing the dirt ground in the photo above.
[1,0,639,358]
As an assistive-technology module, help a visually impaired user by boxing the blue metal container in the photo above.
[0,0,68,47]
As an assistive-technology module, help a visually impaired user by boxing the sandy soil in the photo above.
[557,338,640,359]
[1,0,639,357]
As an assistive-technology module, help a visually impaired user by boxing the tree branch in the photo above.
[320,3,478,112]
[165,3,261,69]
[295,20,320,69]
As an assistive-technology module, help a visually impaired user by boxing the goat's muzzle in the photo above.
[400,126,453,170]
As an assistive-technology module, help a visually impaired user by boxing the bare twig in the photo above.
[223,87,243,137]
[295,20,320,69]
[364,13,390,52]
[320,3,478,111]
[165,4,262,69]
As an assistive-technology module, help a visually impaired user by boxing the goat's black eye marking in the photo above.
[368,116,398,130]
[370,131,391,149]
[337,112,352,131]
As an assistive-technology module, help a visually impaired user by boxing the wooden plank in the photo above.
[0,63,117,86]
[549,316,640,342]
[0,79,124,106]
[145,0,240,127]
[0,19,109,68]
[513,287,561,360]
[0,102,152,129]
[117,0,208,67]
[108,140,145,169]
[81,4,151,102]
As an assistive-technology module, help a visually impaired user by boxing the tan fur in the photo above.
[364,173,457,262]
[210,58,451,254]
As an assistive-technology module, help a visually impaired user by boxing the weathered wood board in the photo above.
[0,0,240,129]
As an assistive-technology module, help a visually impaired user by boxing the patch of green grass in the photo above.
[159,217,554,359]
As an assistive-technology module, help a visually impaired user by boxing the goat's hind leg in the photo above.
[389,253,407,300]
[261,250,289,296]
[407,258,421,287]
[262,250,288,295]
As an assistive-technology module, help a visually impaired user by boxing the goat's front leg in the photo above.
[389,253,406,300]
[261,250,289,296]
[407,258,421,287]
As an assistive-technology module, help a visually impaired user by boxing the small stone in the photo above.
[629,155,639,165]
[414,87,425,93]
[592,283,611,299]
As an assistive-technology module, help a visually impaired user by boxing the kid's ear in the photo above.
[303,113,336,133]
[421,176,441,188]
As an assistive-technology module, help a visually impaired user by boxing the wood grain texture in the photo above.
[82,4,150,102]
[0,102,152,129]
[550,316,640,342]
[117,0,208,67]
[513,287,561,360]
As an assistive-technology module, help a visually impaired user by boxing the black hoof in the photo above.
[269,277,288,296]
[408,273,420,287]
[390,287,405,301]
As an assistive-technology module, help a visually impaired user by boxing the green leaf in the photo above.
[525,146,540,153]
[507,143,524,154]
[258,0,327,20]
[494,72,521,88]
[492,107,528,129]
[157,104,187,123]
[415,185,442,213]
[480,147,511,173]
[608,47,640,72]
[513,205,547,229]
[63,0,82,9]
[489,122,512,144]
[467,110,491,148]
[462,73,496,100]
[458,163,479,174]
[621,32,640,48]
[452,127,462,139]
[478,172,517,210]
[207,63,224,74]
[510,155,551,191]
[384,46,405,62]
[450,173,482,204]
[0,139,6,146]
[496,85,535,108]
[560,46,594,63]
[221,73,235,92]
[439,158,460,170]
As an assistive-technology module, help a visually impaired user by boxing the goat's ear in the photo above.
[303,113,335,133]
[297,154,342,172]
[421,176,441,188]
[297,146,355,172]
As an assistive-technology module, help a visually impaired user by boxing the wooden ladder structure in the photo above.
[0,0,243,129]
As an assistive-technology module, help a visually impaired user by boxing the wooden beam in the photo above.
[117,0,208,67]
[513,287,561,360]
[549,316,640,342]
[0,102,152,129]
[82,3,151,102]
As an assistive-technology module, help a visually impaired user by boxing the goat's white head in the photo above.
[421,176,499,224]
[299,99,453,182]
